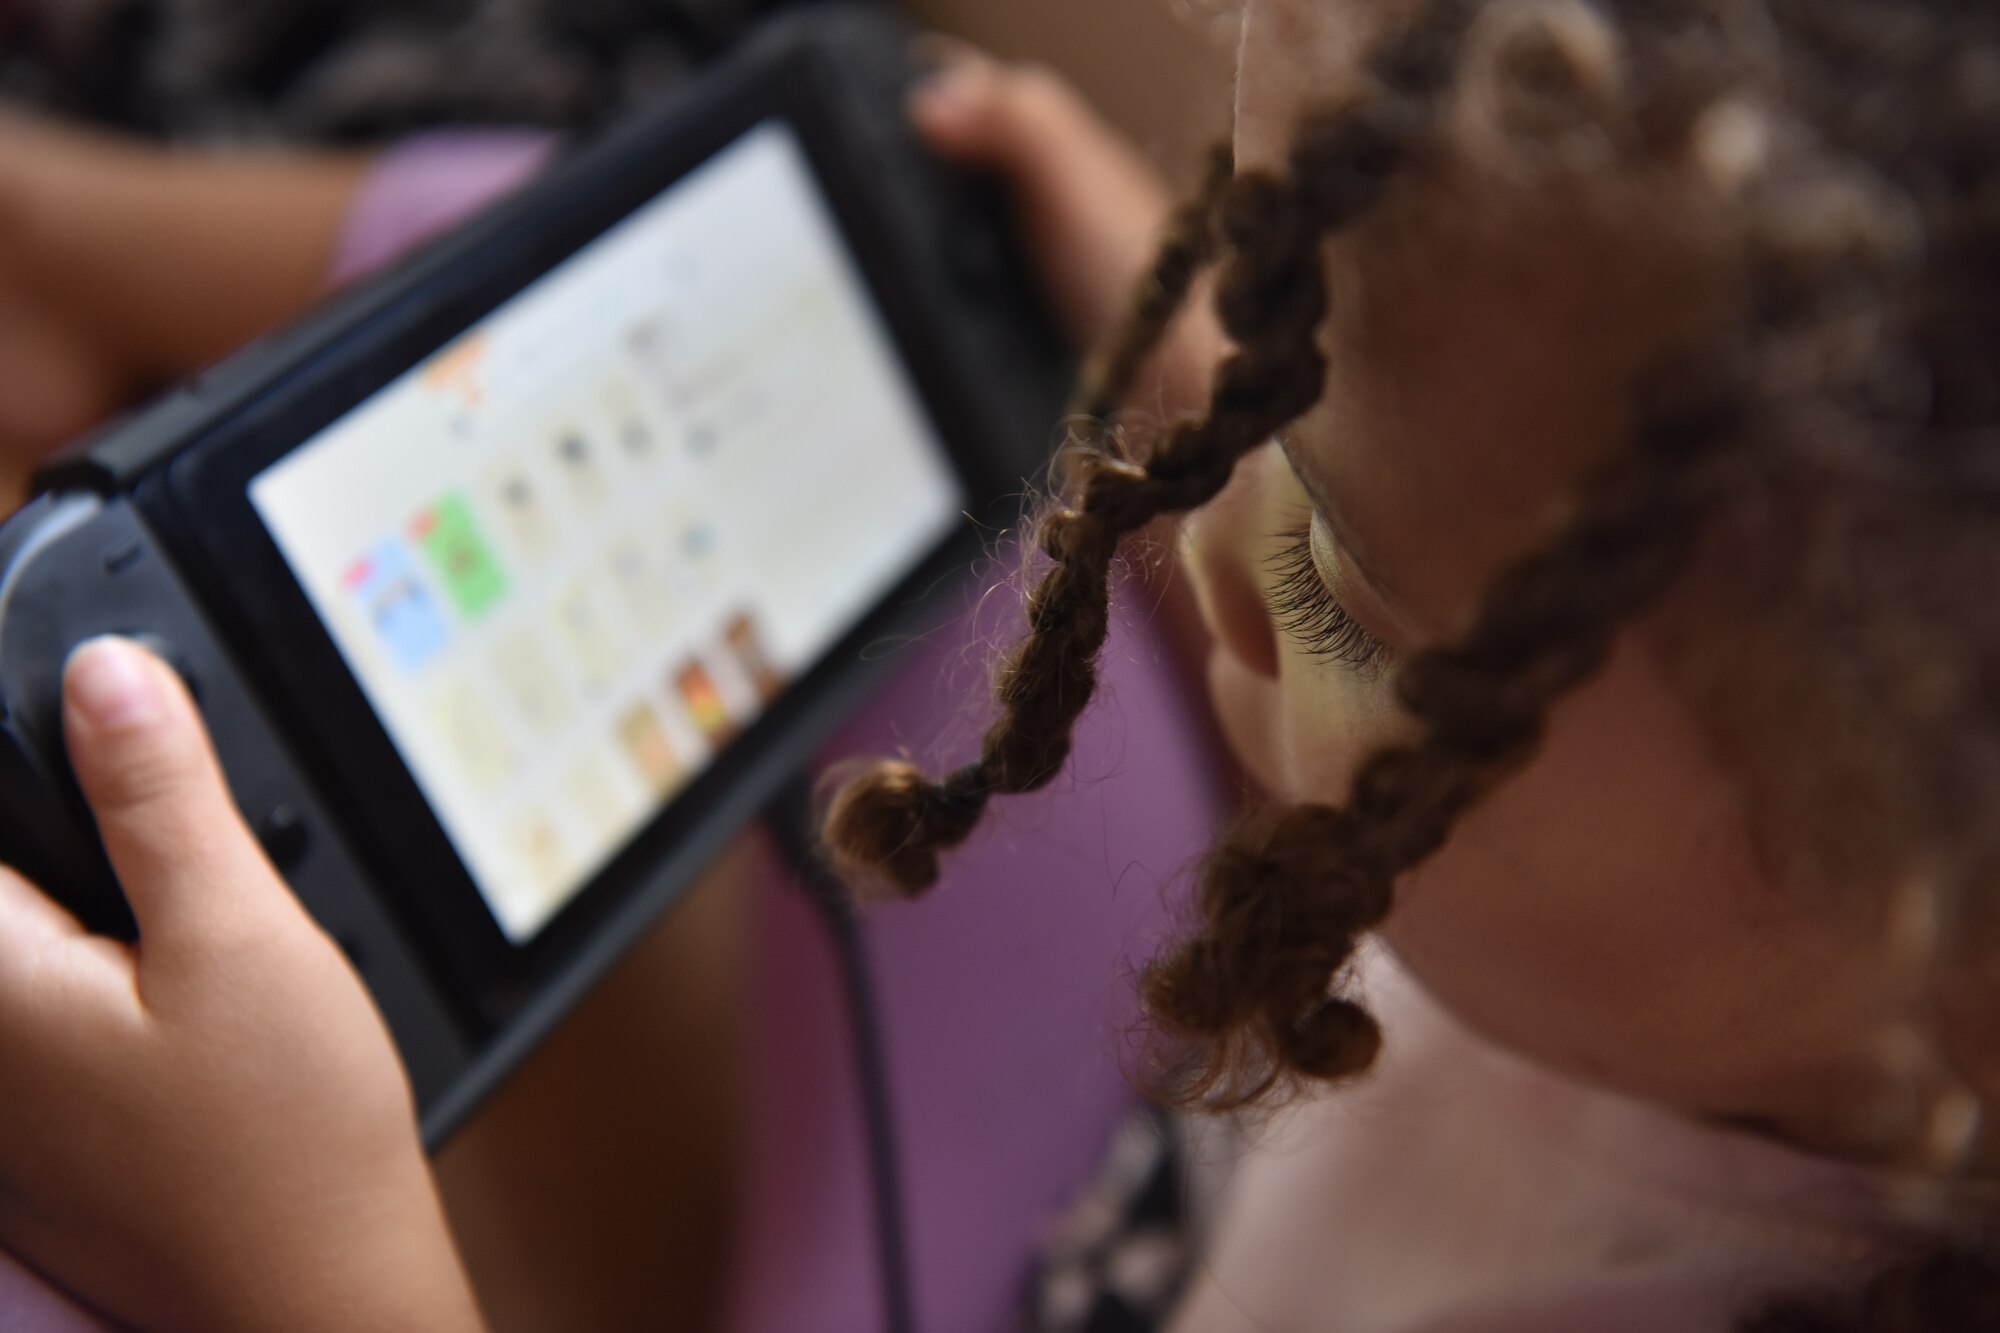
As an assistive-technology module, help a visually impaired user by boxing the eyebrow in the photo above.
[1273,433,1405,607]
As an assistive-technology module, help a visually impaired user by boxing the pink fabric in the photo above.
[325,131,560,288]
[724,601,1224,1333]
[1170,948,1902,1333]
[0,1253,105,1333]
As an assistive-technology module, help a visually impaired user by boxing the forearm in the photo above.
[0,115,374,386]
[259,1185,486,1333]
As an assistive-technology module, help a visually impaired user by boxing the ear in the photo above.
[1451,0,1629,166]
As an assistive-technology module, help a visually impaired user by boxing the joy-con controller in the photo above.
[0,493,471,1107]
[0,4,1068,1146]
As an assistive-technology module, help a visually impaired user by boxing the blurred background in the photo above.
[0,1,1235,1329]
[0,0,1230,174]
[0,0,1232,492]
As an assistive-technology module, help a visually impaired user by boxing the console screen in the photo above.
[252,122,964,942]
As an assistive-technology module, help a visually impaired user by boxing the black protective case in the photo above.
[0,5,1068,1144]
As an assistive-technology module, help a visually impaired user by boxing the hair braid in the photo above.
[846,0,2000,1325]
[1138,0,1990,1150]
[1141,362,1751,1106]
[1072,141,1235,425]
[822,10,1471,897]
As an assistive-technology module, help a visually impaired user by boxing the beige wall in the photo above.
[900,0,1237,186]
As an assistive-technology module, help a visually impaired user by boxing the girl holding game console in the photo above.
[2,0,1999,1329]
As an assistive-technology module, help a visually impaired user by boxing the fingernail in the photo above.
[908,39,988,122]
[910,69,988,134]
[909,64,972,115]
[67,637,164,729]
[911,32,981,74]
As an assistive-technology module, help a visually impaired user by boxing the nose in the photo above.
[1180,442,1283,682]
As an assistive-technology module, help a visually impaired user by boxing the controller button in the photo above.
[257,803,311,871]
[102,540,145,575]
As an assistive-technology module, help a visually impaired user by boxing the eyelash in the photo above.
[1263,526,1392,676]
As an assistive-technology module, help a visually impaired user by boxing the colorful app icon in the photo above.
[625,316,693,411]
[673,659,735,745]
[724,610,785,702]
[486,460,555,560]
[607,535,674,639]
[426,675,515,793]
[602,378,659,465]
[664,506,721,599]
[508,807,570,900]
[617,702,681,796]
[555,581,623,694]
[342,539,450,672]
[553,426,607,507]
[420,333,487,412]
[411,494,507,620]
[620,417,656,460]
[565,752,641,845]
[493,629,570,735]
[680,520,717,562]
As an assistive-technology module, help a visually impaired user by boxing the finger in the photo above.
[908,45,1173,346]
[0,863,86,944]
[62,636,277,949]
[909,43,1120,176]
[0,864,139,1036]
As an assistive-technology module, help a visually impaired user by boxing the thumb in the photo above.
[62,636,277,947]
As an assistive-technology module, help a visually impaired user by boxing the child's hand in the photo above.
[0,638,484,1333]
[910,41,1225,407]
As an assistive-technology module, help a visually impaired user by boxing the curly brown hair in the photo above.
[826,0,2000,1326]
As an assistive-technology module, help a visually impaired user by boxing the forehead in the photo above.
[1230,0,1731,632]
[1234,0,1424,168]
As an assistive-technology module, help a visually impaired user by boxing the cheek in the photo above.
[1183,443,1414,802]
[1206,647,1288,794]
[1378,637,1780,1099]
[1206,640,1410,804]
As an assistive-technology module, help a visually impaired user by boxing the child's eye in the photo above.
[1263,526,1392,677]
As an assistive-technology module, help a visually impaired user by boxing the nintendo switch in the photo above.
[0,6,1067,1142]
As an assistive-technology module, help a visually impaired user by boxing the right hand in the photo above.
[0,637,484,1332]
[909,42,1220,374]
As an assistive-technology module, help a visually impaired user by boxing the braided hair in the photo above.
[821,2,1477,894]
[829,0,2000,1325]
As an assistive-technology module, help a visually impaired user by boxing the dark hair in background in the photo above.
[0,0,773,140]
[825,0,2000,1328]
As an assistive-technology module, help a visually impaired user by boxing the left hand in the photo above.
[0,637,485,1333]
[909,40,1189,353]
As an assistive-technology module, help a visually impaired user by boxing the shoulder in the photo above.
[1167,948,1894,1333]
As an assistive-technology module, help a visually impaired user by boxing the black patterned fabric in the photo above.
[1023,1109,1194,1333]
[0,0,823,141]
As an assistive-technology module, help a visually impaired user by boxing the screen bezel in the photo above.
[163,49,1014,1028]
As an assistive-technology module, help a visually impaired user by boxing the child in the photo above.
[0,0,1996,1329]
[843,1,2000,1327]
